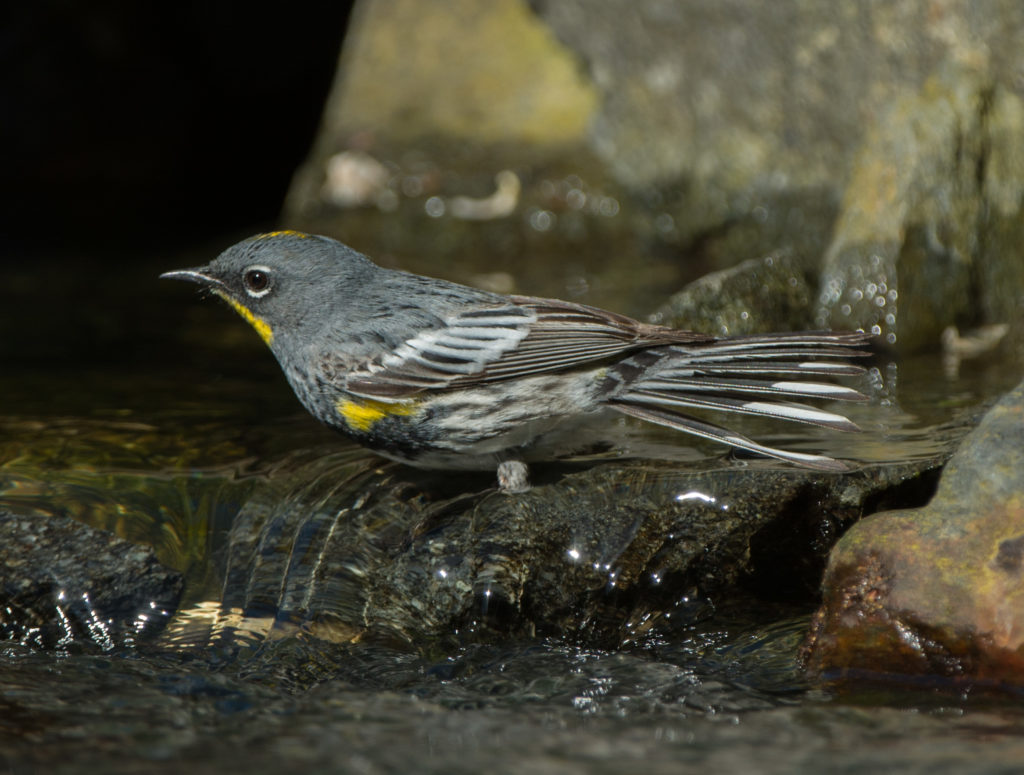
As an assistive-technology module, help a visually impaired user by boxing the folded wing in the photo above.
[344,296,710,398]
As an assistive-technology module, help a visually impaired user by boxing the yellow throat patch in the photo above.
[336,397,418,432]
[215,291,274,346]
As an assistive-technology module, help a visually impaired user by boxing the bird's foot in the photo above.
[496,460,531,493]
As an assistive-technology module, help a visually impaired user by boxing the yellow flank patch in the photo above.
[215,291,274,346]
[336,397,418,432]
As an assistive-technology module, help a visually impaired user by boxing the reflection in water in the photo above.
[1,348,1023,771]
[0,352,1018,653]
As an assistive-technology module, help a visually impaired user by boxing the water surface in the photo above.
[2,245,1022,773]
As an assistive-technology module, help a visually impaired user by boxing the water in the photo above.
[2,244,1023,772]
[4,618,1024,773]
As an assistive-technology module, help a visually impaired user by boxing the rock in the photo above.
[649,250,817,334]
[284,0,1024,360]
[537,1,1024,232]
[336,0,597,144]
[0,512,183,649]
[285,0,598,221]
[816,66,1024,353]
[168,446,952,652]
[802,378,1024,684]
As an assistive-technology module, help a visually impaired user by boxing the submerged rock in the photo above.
[0,511,183,649]
[803,378,1024,685]
[166,444,951,653]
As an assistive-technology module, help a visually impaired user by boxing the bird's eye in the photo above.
[243,266,272,297]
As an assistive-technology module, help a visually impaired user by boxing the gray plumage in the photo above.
[162,231,871,476]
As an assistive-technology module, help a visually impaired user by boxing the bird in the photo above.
[161,231,870,488]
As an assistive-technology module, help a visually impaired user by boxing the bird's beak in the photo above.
[159,267,221,287]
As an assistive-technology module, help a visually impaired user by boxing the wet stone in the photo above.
[167,447,953,654]
[803,377,1024,685]
[650,250,818,334]
[816,67,1024,353]
[0,511,183,650]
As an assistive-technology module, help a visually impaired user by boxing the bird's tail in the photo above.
[604,331,872,471]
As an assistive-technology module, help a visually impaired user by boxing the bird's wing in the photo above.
[344,296,709,398]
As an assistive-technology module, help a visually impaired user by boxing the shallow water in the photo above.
[4,613,1024,774]
[2,245,1023,772]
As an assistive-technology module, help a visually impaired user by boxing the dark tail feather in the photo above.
[606,330,870,470]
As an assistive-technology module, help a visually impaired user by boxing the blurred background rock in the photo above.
[285,0,1024,353]
[7,0,1023,359]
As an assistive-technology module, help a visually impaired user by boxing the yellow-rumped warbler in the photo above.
[161,231,869,484]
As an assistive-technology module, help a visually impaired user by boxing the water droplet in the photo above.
[529,209,555,231]
[598,197,620,217]
[401,176,423,197]
[424,196,445,217]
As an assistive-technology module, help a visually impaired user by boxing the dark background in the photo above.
[3,3,355,372]
[3,3,354,255]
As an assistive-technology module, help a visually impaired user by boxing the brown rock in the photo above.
[803,378,1024,684]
